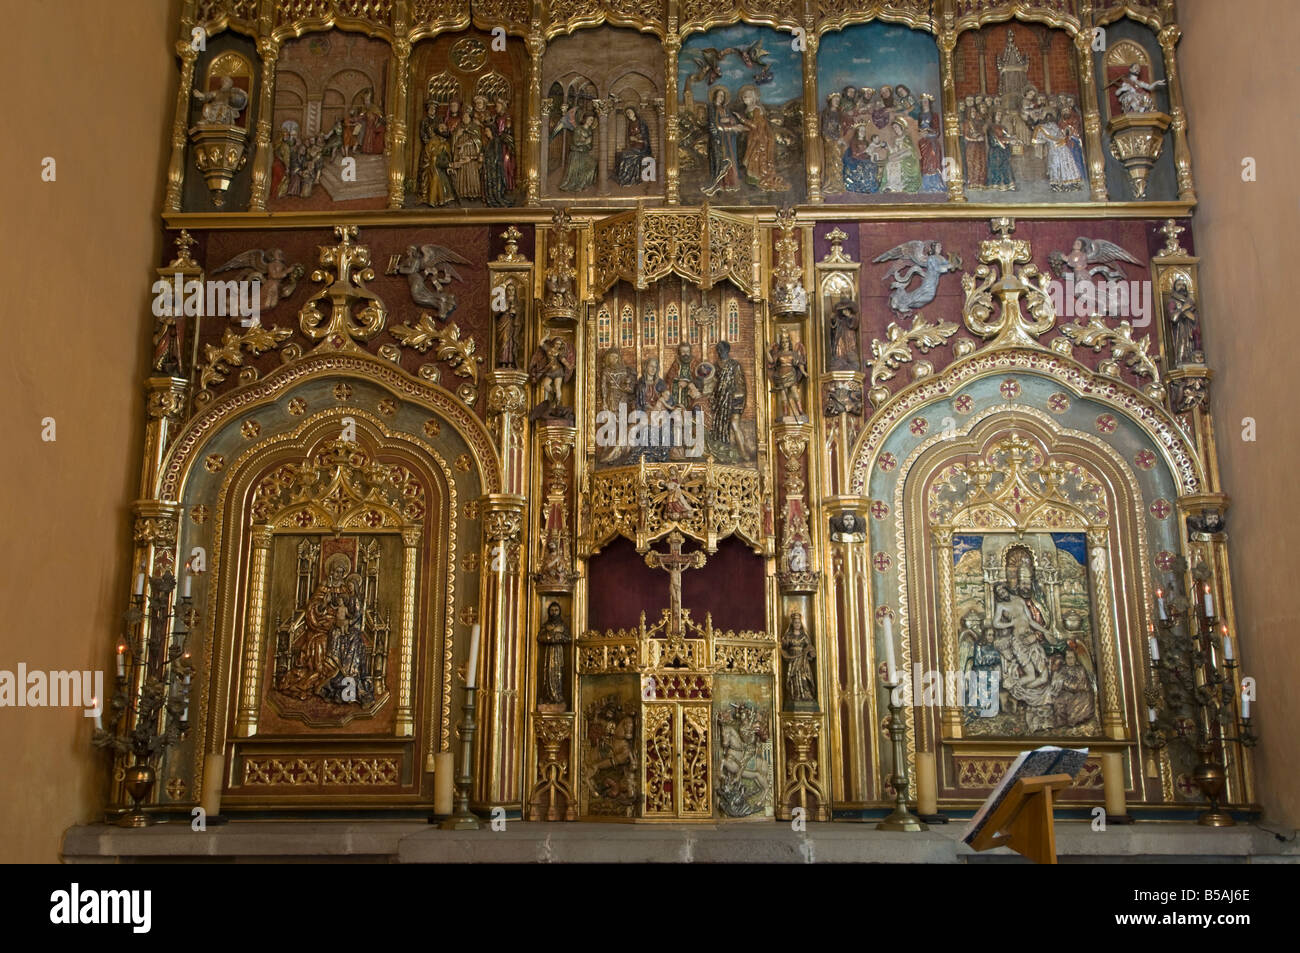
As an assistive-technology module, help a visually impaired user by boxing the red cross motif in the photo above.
[1150,498,1171,520]
[870,500,889,520]
[954,394,973,414]
[1175,774,1199,798]
[873,552,893,572]
[909,417,929,436]
[1000,379,1020,400]
[878,452,897,472]
[1135,449,1157,471]
[1096,414,1117,434]
[1155,551,1178,571]
[1048,393,1070,413]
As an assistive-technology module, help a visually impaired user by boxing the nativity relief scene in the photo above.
[104,0,1254,835]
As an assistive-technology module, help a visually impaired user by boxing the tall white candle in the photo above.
[466,623,481,689]
[1203,585,1214,618]
[116,644,126,678]
[134,573,145,596]
[1147,706,1157,724]
[1155,588,1167,620]
[91,698,103,731]
[1148,635,1160,662]
[200,753,225,818]
[183,572,192,599]
[882,616,897,684]
[1241,692,1251,720]
[1223,633,1234,662]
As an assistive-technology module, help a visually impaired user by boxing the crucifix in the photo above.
[644,530,707,638]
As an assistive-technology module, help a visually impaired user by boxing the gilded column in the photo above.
[664,14,681,205]
[934,527,962,738]
[387,33,411,210]
[395,527,420,736]
[248,37,280,211]
[1157,24,1196,203]
[476,496,527,809]
[1088,528,1125,740]
[1075,29,1108,202]
[526,27,545,206]
[166,40,199,212]
[801,4,821,204]
[938,29,966,202]
[234,526,274,737]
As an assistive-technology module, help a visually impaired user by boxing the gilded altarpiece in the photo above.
[103,0,1255,827]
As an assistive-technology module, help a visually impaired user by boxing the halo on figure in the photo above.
[324,552,352,577]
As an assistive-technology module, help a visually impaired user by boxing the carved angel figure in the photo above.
[1048,237,1142,284]
[528,335,576,418]
[211,248,305,312]
[387,243,470,317]
[873,240,962,315]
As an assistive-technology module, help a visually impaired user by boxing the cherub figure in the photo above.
[528,335,576,419]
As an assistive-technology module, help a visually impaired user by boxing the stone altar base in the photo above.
[61,821,1299,864]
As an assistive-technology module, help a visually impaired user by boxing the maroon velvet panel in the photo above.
[587,534,767,633]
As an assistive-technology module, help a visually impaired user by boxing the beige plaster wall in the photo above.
[0,0,175,861]
[1178,0,1300,830]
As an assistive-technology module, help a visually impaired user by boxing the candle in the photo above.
[915,751,938,817]
[200,753,225,818]
[433,751,455,815]
[116,643,126,678]
[1241,692,1251,720]
[1223,632,1234,662]
[466,623,481,689]
[1148,635,1160,662]
[1156,588,1167,620]
[91,698,103,731]
[1147,706,1157,723]
[180,703,189,722]
[134,573,145,596]
[882,616,897,685]
[1102,751,1127,819]
[1203,584,1214,618]
[183,572,192,599]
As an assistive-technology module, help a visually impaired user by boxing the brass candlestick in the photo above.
[877,684,928,832]
[439,686,483,830]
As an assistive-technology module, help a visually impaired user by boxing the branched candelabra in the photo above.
[92,566,197,827]
[1145,559,1256,827]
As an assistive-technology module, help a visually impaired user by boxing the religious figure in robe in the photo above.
[962,108,987,188]
[1048,650,1096,727]
[537,601,571,708]
[985,111,1017,191]
[613,107,652,186]
[706,340,751,460]
[450,106,485,201]
[781,611,816,705]
[194,75,248,125]
[493,95,517,194]
[767,330,807,419]
[666,343,700,409]
[820,93,845,193]
[359,90,386,154]
[1167,278,1203,365]
[1115,64,1166,114]
[963,624,1003,718]
[494,282,521,368]
[417,102,456,207]
[703,87,742,196]
[737,85,789,192]
[278,555,371,705]
[559,113,598,193]
[882,117,922,193]
[828,299,859,370]
[842,126,885,193]
[992,583,1052,726]
[918,103,945,192]
[1031,112,1085,192]
[480,95,510,207]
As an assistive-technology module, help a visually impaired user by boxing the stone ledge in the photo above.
[62,820,1300,864]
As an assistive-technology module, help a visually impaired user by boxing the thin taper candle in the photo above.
[466,623,481,689]
[882,616,897,684]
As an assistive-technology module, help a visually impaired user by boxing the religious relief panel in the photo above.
[542,28,665,202]
[270,32,393,210]
[677,24,805,204]
[405,31,527,209]
[592,278,759,468]
[1093,21,1177,201]
[817,23,946,203]
[953,23,1088,203]
[265,534,404,730]
[951,532,1101,738]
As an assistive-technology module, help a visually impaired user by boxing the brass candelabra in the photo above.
[439,685,483,830]
[1146,571,1256,827]
[92,567,197,827]
[877,680,928,832]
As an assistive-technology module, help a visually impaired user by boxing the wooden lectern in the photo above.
[967,773,1073,864]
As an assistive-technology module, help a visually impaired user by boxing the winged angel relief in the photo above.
[873,240,963,315]
[386,243,471,318]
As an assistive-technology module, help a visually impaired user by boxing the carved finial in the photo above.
[991,217,1016,238]
[333,224,359,245]
[169,229,199,269]
[821,227,851,264]
[1157,218,1188,258]
[498,224,524,262]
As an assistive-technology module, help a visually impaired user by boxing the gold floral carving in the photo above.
[867,315,960,402]
[299,226,388,350]
[243,756,401,785]
[198,324,295,392]
[389,317,484,388]
[962,218,1057,348]
[250,439,426,527]
[1058,318,1164,399]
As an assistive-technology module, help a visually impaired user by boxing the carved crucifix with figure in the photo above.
[644,530,707,638]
